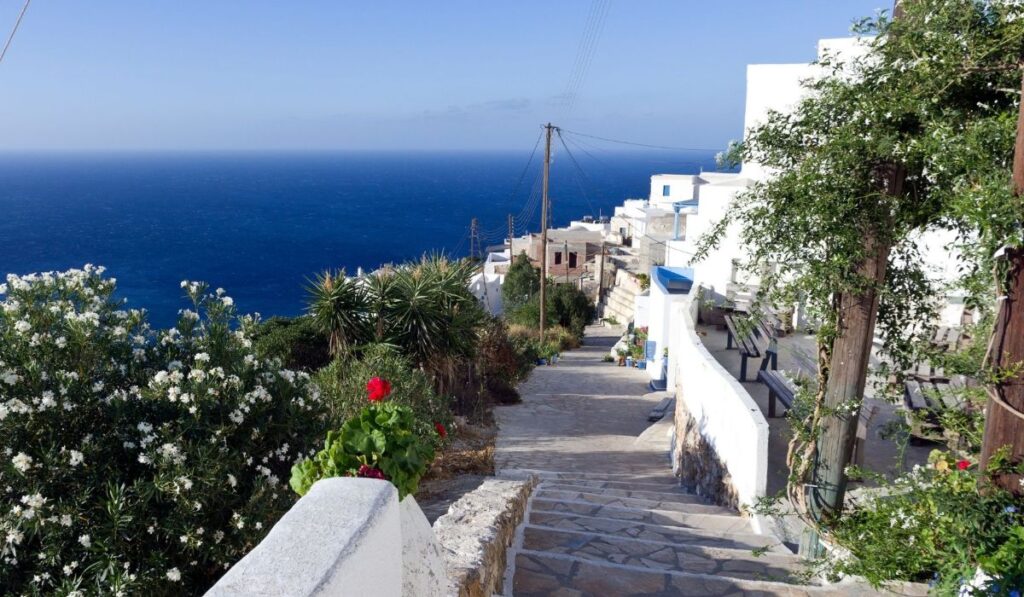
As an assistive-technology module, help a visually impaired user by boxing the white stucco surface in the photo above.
[671,294,769,507]
[206,478,448,597]
[206,477,403,597]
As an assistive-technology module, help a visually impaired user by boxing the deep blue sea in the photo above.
[0,150,716,326]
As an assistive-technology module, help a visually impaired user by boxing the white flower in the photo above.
[227,474,237,488]
[221,297,234,307]
[14,320,31,334]
[69,450,84,467]
[21,493,46,509]
[166,567,181,582]
[137,421,153,434]
[194,352,210,364]
[2,371,18,386]
[60,514,72,527]
[78,534,91,548]
[55,336,67,348]
[11,452,33,473]
[5,529,23,545]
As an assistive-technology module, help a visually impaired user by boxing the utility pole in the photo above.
[598,241,607,307]
[807,0,904,531]
[539,123,554,338]
[979,68,1024,495]
[469,218,479,261]
[564,240,570,284]
[507,214,515,253]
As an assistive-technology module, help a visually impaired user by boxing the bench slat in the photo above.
[905,380,928,410]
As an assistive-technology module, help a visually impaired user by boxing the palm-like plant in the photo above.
[306,270,369,356]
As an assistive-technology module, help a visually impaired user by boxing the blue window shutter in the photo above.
[662,185,671,196]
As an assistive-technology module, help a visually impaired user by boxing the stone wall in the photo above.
[673,396,741,509]
[432,476,536,597]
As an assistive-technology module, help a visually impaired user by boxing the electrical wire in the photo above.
[561,128,722,153]
[0,0,31,66]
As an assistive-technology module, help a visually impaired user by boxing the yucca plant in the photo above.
[306,269,369,356]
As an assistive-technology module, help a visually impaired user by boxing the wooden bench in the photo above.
[758,369,797,418]
[758,368,877,465]
[725,313,778,381]
[903,375,970,441]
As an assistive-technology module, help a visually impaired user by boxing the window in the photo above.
[568,252,578,268]
[554,251,562,265]
[662,184,671,197]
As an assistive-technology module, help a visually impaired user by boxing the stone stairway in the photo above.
[601,283,637,324]
[501,471,881,596]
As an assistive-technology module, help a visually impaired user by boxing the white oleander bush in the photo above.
[0,266,328,595]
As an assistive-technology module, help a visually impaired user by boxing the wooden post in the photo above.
[539,123,554,338]
[979,70,1024,494]
[808,164,900,524]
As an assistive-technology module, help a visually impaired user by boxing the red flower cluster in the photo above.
[957,459,971,471]
[366,377,392,402]
[434,422,447,439]
[357,464,386,480]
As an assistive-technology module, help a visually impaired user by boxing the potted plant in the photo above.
[616,348,628,366]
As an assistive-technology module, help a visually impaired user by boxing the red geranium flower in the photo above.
[957,459,971,471]
[435,422,447,439]
[366,377,391,402]
[357,464,386,480]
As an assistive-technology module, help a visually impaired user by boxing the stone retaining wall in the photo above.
[432,476,536,597]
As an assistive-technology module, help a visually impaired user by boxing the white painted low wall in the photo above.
[206,478,446,597]
[671,294,769,508]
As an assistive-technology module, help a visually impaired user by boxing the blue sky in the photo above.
[0,1,885,151]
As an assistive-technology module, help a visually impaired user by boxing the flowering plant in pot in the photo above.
[290,377,439,500]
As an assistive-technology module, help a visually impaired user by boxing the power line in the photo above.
[0,0,31,66]
[561,128,722,153]
[556,129,598,216]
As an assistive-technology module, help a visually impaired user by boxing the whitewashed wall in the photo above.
[671,294,769,507]
[206,478,446,597]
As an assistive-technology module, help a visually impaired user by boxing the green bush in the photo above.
[0,267,327,594]
[822,451,1024,594]
[314,344,450,447]
[507,283,595,339]
[252,315,331,371]
[501,252,540,311]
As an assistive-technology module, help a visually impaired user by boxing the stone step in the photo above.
[530,498,753,534]
[512,551,870,596]
[509,469,682,488]
[520,527,806,584]
[534,489,735,517]
[537,483,714,508]
[526,510,792,555]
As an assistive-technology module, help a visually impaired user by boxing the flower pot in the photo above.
[617,356,626,366]
[537,358,547,366]
[625,357,633,367]
[637,360,647,370]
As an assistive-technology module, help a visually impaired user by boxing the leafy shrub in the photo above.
[475,318,526,405]
[314,344,450,447]
[0,267,327,594]
[290,380,436,500]
[823,451,1024,594]
[507,283,595,339]
[252,315,331,371]
[501,252,540,311]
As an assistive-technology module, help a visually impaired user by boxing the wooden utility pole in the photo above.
[564,240,570,284]
[469,218,480,261]
[979,69,1024,494]
[807,0,904,527]
[539,123,554,338]
[507,214,515,252]
[598,241,607,306]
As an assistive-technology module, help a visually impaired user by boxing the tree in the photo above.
[698,0,1024,530]
[502,251,540,311]
[306,270,369,356]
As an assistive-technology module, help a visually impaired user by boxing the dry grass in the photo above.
[422,420,496,481]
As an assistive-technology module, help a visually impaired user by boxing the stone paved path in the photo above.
[495,324,668,477]
[495,325,890,596]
